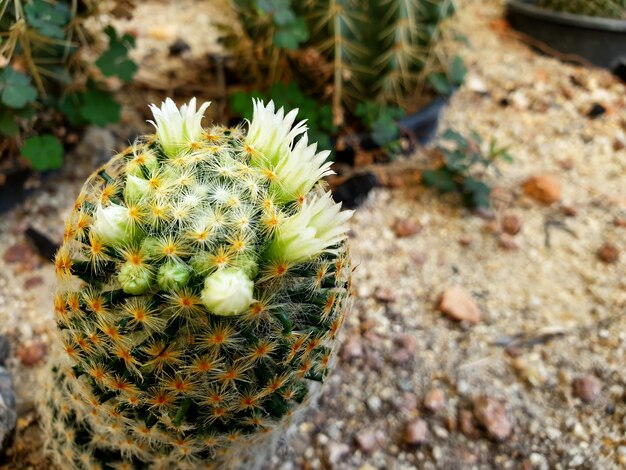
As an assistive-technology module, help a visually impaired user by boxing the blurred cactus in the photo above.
[0,0,136,171]
[220,0,461,126]
[538,0,625,19]
[41,97,353,469]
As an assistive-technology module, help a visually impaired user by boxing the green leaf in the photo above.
[0,67,38,108]
[0,110,19,136]
[21,135,64,171]
[273,17,309,50]
[427,73,450,95]
[422,169,456,193]
[258,0,294,24]
[95,26,138,82]
[79,87,121,125]
[450,56,467,86]
[24,0,71,39]
[463,179,491,209]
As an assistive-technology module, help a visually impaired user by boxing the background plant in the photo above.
[538,0,626,19]
[220,0,465,154]
[422,129,513,209]
[0,0,137,172]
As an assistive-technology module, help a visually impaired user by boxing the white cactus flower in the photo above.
[91,203,139,246]
[201,268,255,316]
[245,99,307,166]
[266,191,353,263]
[148,97,211,158]
[272,134,334,203]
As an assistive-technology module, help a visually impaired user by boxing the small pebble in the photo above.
[459,409,476,437]
[438,286,481,324]
[403,419,429,445]
[473,396,512,441]
[423,389,445,412]
[16,339,47,366]
[501,214,523,235]
[572,375,602,403]
[522,174,561,204]
[597,243,619,264]
[391,218,422,238]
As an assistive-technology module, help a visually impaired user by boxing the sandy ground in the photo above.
[0,0,625,469]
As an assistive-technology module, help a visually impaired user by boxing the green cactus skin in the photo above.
[40,99,353,469]
[296,0,457,117]
[538,0,625,19]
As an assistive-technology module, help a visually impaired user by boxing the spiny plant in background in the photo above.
[0,0,137,172]
[220,0,465,154]
[538,0,626,19]
[41,97,354,469]
[422,129,513,209]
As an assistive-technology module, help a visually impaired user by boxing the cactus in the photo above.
[221,0,458,125]
[41,98,354,469]
[281,0,455,118]
[538,0,625,19]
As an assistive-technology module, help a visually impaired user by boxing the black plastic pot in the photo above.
[506,0,626,71]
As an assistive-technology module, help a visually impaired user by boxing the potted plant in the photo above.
[217,0,466,163]
[506,0,626,71]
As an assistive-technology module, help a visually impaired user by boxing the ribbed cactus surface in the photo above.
[538,0,625,18]
[41,98,353,469]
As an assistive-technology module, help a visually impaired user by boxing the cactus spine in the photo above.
[297,0,457,121]
[41,98,353,469]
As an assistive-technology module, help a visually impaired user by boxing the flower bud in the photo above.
[118,263,153,295]
[91,204,140,246]
[126,150,159,177]
[124,174,150,203]
[201,268,255,316]
[157,260,191,291]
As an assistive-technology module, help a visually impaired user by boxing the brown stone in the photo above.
[403,419,429,445]
[17,339,47,366]
[374,287,396,303]
[562,205,578,217]
[498,235,519,251]
[501,214,523,235]
[459,409,477,437]
[614,217,626,228]
[597,243,620,264]
[522,174,561,204]
[438,286,480,324]
[23,276,44,289]
[424,389,446,412]
[392,218,422,238]
[355,429,379,453]
[340,334,363,362]
[473,396,512,441]
[572,375,602,403]
[458,235,473,247]
[3,241,34,264]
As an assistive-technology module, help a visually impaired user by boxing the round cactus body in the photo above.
[42,98,353,469]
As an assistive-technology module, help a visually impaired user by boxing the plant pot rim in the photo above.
[507,0,626,32]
